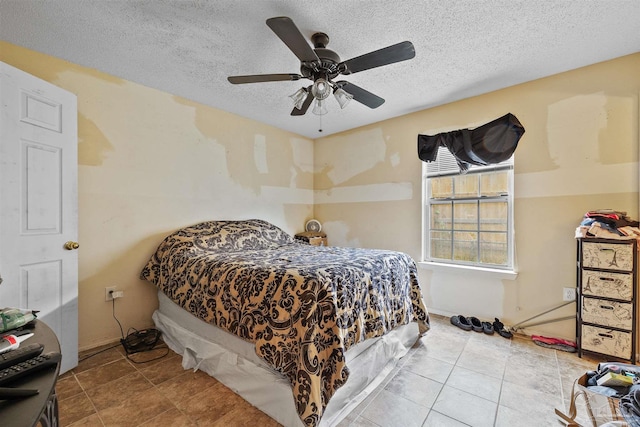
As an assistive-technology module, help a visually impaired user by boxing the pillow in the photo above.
[184,219,294,252]
[140,219,293,285]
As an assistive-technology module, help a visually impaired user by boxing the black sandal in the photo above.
[492,318,513,339]
[469,316,483,332]
[481,321,494,335]
[450,315,472,331]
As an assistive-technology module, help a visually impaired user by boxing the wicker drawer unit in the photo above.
[582,270,633,300]
[581,297,633,330]
[577,238,638,362]
[580,324,632,360]
[581,241,634,271]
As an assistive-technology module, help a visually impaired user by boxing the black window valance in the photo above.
[418,113,525,173]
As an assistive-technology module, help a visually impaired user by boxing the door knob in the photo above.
[64,241,79,250]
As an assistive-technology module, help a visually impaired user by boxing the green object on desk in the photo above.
[0,308,37,334]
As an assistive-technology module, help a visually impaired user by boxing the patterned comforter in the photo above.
[140,219,429,427]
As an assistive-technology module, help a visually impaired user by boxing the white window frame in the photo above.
[421,146,516,274]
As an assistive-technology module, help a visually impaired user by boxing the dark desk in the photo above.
[0,320,61,427]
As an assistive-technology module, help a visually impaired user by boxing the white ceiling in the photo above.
[1,1,639,138]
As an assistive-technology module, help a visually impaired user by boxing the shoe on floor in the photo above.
[482,321,494,335]
[469,316,483,332]
[450,315,472,331]
[493,317,513,339]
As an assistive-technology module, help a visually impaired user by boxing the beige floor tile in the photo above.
[75,346,125,374]
[97,387,175,426]
[348,416,383,427]
[139,408,198,426]
[58,391,98,427]
[384,369,443,407]
[56,375,84,401]
[211,405,282,427]
[154,369,220,404]
[445,365,502,403]
[66,413,105,427]
[75,358,137,391]
[465,333,513,354]
[503,358,562,396]
[403,353,454,383]
[506,345,558,369]
[412,335,467,365]
[422,410,470,426]
[495,403,566,426]
[359,389,430,427]
[85,371,154,411]
[432,385,497,427]
[177,381,248,422]
[455,347,508,380]
[137,352,186,385]
[499,380,564,420]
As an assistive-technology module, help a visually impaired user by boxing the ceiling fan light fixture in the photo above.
[311,78,331,100]
[333,87,354,109]
[289,87,308,110]
[228,17,415,117]
[312,99,328,115]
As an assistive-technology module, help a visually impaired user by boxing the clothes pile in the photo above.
[620,388,640,426]
[575,209,640,243]
[585,362,640,426]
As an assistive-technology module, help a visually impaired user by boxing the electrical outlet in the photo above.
[105,286,116,301]
[563,287,576,301]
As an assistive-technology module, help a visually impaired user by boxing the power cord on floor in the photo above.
[109,293,169,364]
[78,342,122,363]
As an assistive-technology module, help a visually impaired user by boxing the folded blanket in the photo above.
[620,387,640,426]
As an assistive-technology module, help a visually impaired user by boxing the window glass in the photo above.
[423,147,513,270]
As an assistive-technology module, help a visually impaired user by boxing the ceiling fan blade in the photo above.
[266,17,319,64]
[291,89,314,116]
[228,74,302,84]
[338,82,385,109]
[339,41,415,75]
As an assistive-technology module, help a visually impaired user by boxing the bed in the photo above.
[140,219,429,427]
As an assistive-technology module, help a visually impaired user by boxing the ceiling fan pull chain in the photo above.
[319,114,323,133]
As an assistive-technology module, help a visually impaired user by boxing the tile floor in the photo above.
[56,315,607,426]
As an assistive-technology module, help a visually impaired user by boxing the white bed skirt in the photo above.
[153,291,419,427]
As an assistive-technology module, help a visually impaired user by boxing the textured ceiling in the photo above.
[1,0,639,138]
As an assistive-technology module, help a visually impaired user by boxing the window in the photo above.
[422,146,514,269]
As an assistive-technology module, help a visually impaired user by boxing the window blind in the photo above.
[424,146,513,178]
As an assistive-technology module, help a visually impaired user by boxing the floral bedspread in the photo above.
[140,219,429,427]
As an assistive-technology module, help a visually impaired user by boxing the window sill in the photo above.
[418,261,518,280]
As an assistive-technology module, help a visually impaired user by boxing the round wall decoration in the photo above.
[305,219,322,232]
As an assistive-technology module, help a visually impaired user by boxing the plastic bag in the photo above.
[0,307,38,334]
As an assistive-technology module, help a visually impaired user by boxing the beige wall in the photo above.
[315,53,640,340]
[1,42,314,350]
[2,40,639,348]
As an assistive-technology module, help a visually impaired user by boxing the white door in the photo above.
[0,61,78,373]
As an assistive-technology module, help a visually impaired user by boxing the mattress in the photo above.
[155,290,419,427]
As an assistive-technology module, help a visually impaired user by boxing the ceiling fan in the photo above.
[227,16,415,116]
